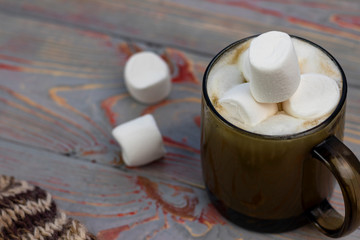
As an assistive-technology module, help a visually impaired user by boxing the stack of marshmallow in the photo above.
[209,31,340,135]
[112,51,172,167]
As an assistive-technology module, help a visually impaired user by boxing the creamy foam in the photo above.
[207,37,342,135]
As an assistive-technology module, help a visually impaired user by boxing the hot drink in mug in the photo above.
[201,31,360,237]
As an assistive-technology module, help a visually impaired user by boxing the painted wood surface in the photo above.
[0,0,359,239]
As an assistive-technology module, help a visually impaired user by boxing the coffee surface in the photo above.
[207,37,342,135]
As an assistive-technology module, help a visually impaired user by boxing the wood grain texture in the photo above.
[0,0,359,239]
[0,11,207,186]
[0,139,358,240]
[0,0,359,87]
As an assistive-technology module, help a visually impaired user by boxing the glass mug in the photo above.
[201,35,360,238]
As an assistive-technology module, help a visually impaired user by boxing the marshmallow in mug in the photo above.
[283,73,340,119]
[112,114,166,167]
[124,51,171,104]
[246,31,301,103]
[219,83,278,126]
[209,31,341,134]
[292,38,342,84]
[207,65,244,100]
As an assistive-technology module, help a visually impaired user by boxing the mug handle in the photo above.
[309,135,360,238]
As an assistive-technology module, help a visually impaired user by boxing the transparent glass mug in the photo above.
[201,35,360,237]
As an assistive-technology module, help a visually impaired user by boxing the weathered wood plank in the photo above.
[0,139,359,240]
[0,0,359,87]
[0,1,360,239]
[0,12,207,186]
[0,11,360,188]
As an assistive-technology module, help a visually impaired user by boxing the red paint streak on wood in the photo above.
[194,115,201,127]
[65,209,137,218]
[163,136,200,154]
[208,0,360,41]
[101,94,129,127]
[118,43,144,61]
[208,0,283,17]
[0,63,23,72]
[29,181,80,195]
[146,211,169,239]
[199,204,226,226]
[81,148,107,156]
[287,17,360,41]
[251,0,352,11]
[136,176,198,219]
[300,1,357,11]
[164,49,199,84]
[46,177,70,187]
[194,63,207,74]
[53,195,137,207]
[161,182,195,195]
[331,15,360,31]
[94,189,141,198]
[118,43,198,84]
[97,208,160,240]
[171,215,185,224]
[111,155,123,166]
[0,54,31,64]
[79,30,113,47]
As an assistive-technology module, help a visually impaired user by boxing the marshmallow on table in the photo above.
[218,83,278,126]
[124,51,171,104]
[248,31,300,103]
[207,65,244,99]
[283,73,340,119]
[112,114,166,167]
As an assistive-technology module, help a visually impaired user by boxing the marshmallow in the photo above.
[218,83,278,126]
[207,65,244,99]
[112,114,166,167]
[292,38,342,85]
[252,113,304,135]
[238,49,251,82]
[248,31,300,103]
[124,51,171,104]
[283,73,340,119]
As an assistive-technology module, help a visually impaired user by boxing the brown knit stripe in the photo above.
[20,211,67,240]
[0,201,57,239]
[0,191,52,230]
[0,186,47,210]
[0,180,35,200]
[0,175,96,239]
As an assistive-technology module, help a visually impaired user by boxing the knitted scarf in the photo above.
[0,175,97,240]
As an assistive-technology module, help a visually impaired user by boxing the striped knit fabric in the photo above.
[0,175,97,240]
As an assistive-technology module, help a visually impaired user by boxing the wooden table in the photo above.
[0,0,359,239]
